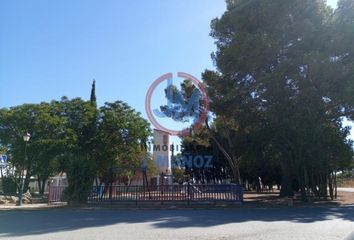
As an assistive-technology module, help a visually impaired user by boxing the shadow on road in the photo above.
[0,205,353,237]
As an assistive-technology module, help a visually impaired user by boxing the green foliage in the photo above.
[90,80,97,106]
[1,177,17,195]
[337,170,354,187]
[203,0,354,199]
[0,103,64,193]
[0,95,151,203]
[51,97,99,203]
[63,155,96,204]
[96,101,151,185]
[172,168,185,184]
[144,153,159,178]
[338,170,354,180]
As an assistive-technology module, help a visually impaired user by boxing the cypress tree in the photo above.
[90,79,97,106]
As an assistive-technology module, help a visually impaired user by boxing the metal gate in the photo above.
[48,186,66,203]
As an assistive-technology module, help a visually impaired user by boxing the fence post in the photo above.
[187,183,190,206]
[135,186,138,206]
[48,186,51,204]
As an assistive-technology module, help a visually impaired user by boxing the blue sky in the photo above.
[0,0,342,138]
[0,1,339,108]
[0,1,226,112]
[327,0,338,8]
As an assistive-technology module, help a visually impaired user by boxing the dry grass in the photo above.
[336,191,354,205]
[339,179,354,188]
[243,190,354,207]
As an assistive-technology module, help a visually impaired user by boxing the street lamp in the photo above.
[18,132,30,206]
[23,132,31,142]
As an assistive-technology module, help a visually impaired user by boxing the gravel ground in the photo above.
[0,206,353,240]
[338,188,354,193]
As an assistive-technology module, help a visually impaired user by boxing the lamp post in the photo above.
[141,155,151,199]
[18,132,30,206]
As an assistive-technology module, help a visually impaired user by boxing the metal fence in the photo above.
[48,186,66,203]
[88,184,243,205]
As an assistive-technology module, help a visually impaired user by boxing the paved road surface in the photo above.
[0,206,353,240]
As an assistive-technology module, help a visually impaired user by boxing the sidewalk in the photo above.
[0,203,66,211]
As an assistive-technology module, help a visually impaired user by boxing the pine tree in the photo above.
[204,0,354,199]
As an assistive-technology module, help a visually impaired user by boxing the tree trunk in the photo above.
[298,168,307,202]
[334,171,337,199]
[205,119,241,184]
[39,179,46,195]
[322,174,328,200]
[38,177,42,194]
[304,167,311,202]
[328,172,334,200]
[231,162,241,184]
[109,183,112,200]
[23,171,31,193]
[280,161,293,197]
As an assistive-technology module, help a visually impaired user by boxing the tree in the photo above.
[0,81,152,204]
[180,125,235,184]
[96,101,151,199]
[203,0,354,200]
[90,80,97,106]
[0,103,63,196]
[28,102,63,194]
[51,97,98,204]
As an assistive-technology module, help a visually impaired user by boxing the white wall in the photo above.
[153,129,171,175]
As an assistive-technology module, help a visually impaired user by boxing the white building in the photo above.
[152,129,172,184]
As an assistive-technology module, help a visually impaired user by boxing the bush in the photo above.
[338,170,354,180]
[64,156,96,204]
[337,170,354,187]
[1,177,17,195]
[173,168,186,184]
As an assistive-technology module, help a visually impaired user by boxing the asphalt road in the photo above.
[0,206,354,240]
